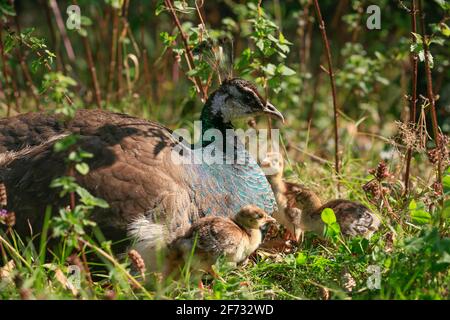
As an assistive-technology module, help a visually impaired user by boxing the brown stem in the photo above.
[0,23,13,116]
[0,26,21,116]
[68,166,76,211]
[8,66,21,114]
[48,0,76,64]
[379,180,398,221]
[106,7,119,105]
[116,0,129,101]
[404,0,419,195]
[299,0,312,74]
[331,0,349,29]
[71,0,101,109]
[164,0,208,102]
[139,5,152,103]
[81,35,102,108]
[418,0,443,213]
[142,48,151,100]
[12,11,41,111]
[41,0,64,72]
[77,240,93,288]
[312,0,340,183]
[117,32,123,101]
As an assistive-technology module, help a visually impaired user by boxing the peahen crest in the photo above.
[192,35,235,84]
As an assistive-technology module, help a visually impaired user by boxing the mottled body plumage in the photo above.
[166,205,275,276]
[0,79,283,267]
[261,152,380,240]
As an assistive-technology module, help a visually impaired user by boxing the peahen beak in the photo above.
[263,102,285,123]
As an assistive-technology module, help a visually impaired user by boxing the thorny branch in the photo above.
[404,0,418,195]
[164,0,208,102]
[312,0,340,188]
[418,0,444,213]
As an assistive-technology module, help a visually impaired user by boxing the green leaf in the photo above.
[321,208,337,225]
[443,174,450,193]
[411,209,432,225]
[434,0,450,10]
[262,63,276,76]
[155,0,165,16]
[296,252,307,265]
[267,34,279,44]
[409,199,418,210]
[440,23,450,37]
[430,37,445,46]
[437,252,450,265]
[279,32,292,45]
[3,34,15,53]
[418,50,434,68]
[411,32,423,43]
[279,65,296,76]
[54,135,78,152]
[75,163,90,175]
[443,200,450,220]
[105,0,123,10]
[76,187,109,209]
[256,39,265,52]
[0,1,16,16]
[78,28,88,37]
[409,200,432,225]
[80,16,92,27]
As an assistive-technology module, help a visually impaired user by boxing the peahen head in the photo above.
[201,78,284,132]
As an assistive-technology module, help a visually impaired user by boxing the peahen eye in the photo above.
[243,95,253,104]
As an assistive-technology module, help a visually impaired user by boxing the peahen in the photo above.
[0,78,283,266]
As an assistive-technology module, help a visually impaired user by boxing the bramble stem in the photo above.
[164,0,208,102]
[404,0,418,195]
[418,0,443,213]
[312,0,340,188]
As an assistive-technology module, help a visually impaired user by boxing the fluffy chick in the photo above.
[287,184,381,238]
[166,205,275,277]
[261,152,380,240]
[260,152,302,240]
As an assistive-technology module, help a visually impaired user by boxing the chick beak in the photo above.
[263,102,285,123]
[260,159,270,168]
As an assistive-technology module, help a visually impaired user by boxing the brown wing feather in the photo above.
[185,216,243,258]
[0,110,197,240]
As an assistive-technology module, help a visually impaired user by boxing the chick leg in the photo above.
[283,230,297,241]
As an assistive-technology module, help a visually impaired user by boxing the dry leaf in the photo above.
[54,268,78,296]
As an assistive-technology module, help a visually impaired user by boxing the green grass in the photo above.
[1,139,449,300]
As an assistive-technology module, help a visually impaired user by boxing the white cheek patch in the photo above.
[211,93,227,116]
[210,85,263,123]
[221,101,244,123]
[210,90,245,123]
[229,86,241,97]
